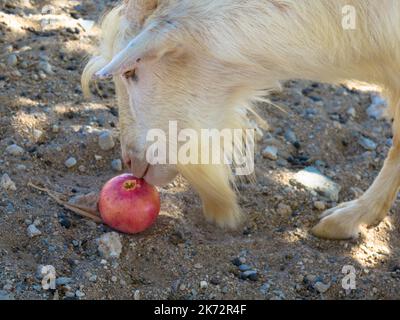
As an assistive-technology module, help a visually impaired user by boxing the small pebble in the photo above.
[284,129,298,144]
[75,290,85,298]
[367,96,387,120]
[347,107,356,117]
[65,157,77,168]
[56,277,73,286]
[5,144,24,156]
[1,174,17,191]
[52,125,60,133]
[7,54,18,67]
[27,224,41,238]
[262,146,278,160]
[32,129,44,143]
[98,131,115,151]
[358,136,377,151]
[39,71,47,80]
[179,284,186,291]
[314,201,326,211]
[39,265,56,290]
[200,281,208,289]
[111,159,123,172]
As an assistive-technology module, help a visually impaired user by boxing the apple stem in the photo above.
[28,182,103,223]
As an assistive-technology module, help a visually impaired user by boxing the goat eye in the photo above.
[123,69,138,82]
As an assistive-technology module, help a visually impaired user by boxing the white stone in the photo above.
[347,107,356,118]
[294,167,341,202]
[75,290,85,298]
[367,95,387,120]
[52,124,60,133]
[5,144,24,156]
[1,174,16,191]
[32,129,44,142]
[98,131,115,151]
[200,281,208,289]
[262,146,278,160]
[39,265,56,290]
[27,224,41,238]
[39,71,47,80]
[97,232,122,259]
[65,157,77,168]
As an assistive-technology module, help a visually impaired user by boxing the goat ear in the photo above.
[95,22,179,79]
[124,0,159,27]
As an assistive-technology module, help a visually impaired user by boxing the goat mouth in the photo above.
[129,161,150,180]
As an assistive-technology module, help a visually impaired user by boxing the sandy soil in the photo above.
[0,0,399,300]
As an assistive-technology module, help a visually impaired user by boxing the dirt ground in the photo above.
[0,0,399,300]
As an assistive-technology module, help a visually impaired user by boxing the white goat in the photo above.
[82,0,400,239]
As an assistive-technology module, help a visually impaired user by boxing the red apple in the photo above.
[99,174,160,234]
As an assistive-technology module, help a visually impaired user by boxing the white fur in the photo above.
[83,0,400,237]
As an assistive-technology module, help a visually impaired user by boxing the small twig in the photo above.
[28,182,103,223]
